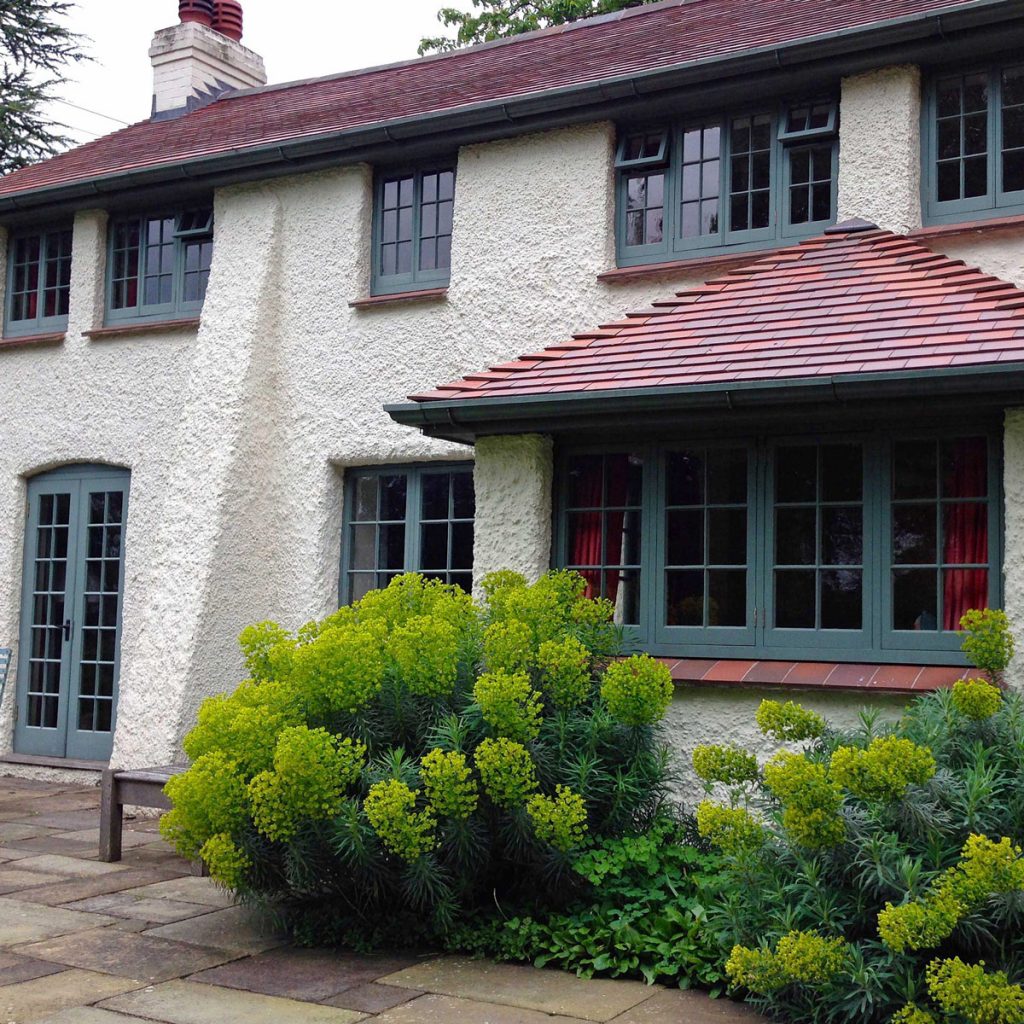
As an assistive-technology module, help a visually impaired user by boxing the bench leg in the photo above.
[99,768,123,862]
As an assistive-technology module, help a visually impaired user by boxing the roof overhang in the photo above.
[386,363,1024,444]
[2,0,1023,218]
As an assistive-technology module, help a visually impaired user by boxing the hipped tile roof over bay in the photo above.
[0,0,989,199]
[408,225,1024,403]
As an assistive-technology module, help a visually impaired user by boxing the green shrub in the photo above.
[695,623,1024,1024]
[162,570,675,946]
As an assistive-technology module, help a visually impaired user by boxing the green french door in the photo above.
[15,465,130,761]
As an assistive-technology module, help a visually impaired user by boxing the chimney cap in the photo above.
[212,0,244,41]
[179,0,214,27]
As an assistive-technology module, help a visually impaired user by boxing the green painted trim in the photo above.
[1,0,1020,215]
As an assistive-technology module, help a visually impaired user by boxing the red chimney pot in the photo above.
[178,0,214,26]
[212,0,244,41]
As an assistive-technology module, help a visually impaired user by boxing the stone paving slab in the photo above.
[117,876,234,908]
[99,979,367,1024]
[15,926,239,984]
[0,869,65,894]
[322,983,423,1014]
[373,993,590,1024]
[7,836,104,859]
[607,990,766,1023]
[0,899,116,945]
[36,1008,148,1024]
[380,957,655,1022]
[61,829,160,851]
[0,967,144,1023]
[11,856,125,879]
[0,823,60,843]
[65,893,218,924]
[142,906,284,954]
[12,867,186,907]
[9,810,104,831]
[189,948,423,1002]
[0,950,65,985]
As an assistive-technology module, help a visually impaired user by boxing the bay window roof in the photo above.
[389,221,1024,437]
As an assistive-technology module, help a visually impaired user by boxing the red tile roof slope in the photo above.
[0,0,987,199]
[409,226,1024,403]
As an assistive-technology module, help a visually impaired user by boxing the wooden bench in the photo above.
[99,765,207,874]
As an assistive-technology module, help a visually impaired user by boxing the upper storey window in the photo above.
[615,100,838,267]
[372,167,455,296]
[4,227,72,337]
[106,209,213,323]
[925,63,1024,223]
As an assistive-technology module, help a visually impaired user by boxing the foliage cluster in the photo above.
[694,609,1024,1024]
[162,570,676,945]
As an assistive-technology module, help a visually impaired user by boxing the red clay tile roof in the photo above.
[0,0,995,200]
[409,225,1024,403]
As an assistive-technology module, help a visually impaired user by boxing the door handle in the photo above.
[63,619,72,642]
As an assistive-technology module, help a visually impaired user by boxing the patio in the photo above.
[0,774,761,1024]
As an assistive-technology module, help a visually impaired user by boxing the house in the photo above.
[1,0,1022,781]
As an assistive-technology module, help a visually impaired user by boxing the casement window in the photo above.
[4,227,73,337]
[372,167,455,295]
[925,62,1024,223]
[106,208,213,322]
[615,100,838,266]
[341,464,474,602]
[556,430,1000,663]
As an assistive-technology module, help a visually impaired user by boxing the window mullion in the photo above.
[405,470,421,574]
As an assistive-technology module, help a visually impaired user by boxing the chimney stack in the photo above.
[150,0,266,120]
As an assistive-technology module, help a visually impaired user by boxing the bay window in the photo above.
[556,429,999,663]
[4,226,72,337]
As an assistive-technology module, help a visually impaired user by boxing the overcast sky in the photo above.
[46,0,452,147]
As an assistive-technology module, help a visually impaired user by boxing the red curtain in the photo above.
[570,456,631,603]
[942,439,988,630]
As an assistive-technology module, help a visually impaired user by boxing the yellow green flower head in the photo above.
[161,751,249,860]
[480,569,528,600]
[388,615,459,698]
[420,748,478,820]
[891,1005,940,1024]
[600,655,673,726]
[526,785,588,853]
[726,931,846,994]
[695,801,765,854]
[570,596,615,626]
[483,620,535,674]
[238,621,295,682]
[692,744,759,785]
[764,752,845,849]
[959,608,1015,679]
[726,944,789,994]
[473,670,544,742]
[248,727,365,842]
[951,835,1024,904]
[927,957,1024,1024]
[952,678,1004,721]
[829,736,936,802]
[363,779,437,862]
[878,892,964,953]
[474,737,538,807]
[755,700,826,743]
[199,832,251,889]
[291,622,385,715]
[536,636,592,710]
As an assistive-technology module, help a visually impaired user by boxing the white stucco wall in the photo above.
[472,435,554,588]
[837,65,922,233]
[1003,409,1024,691]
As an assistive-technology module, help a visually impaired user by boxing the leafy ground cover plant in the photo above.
[695,609,1024,1024]
[161,570,676,946]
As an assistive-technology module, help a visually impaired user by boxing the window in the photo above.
[341,464,474,602]
[372,167,455,295]
[106,208,213,322]
[615,100,838,265]
[556,430,999,663]
[4,227,72,337]
[925,62,1024,222]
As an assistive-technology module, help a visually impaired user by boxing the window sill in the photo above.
[911,212,1024,244]
[0,331,66,351]
[0,752,106,772]
[656,657,964,694]
[349,287,449,310]
[86,318,201,341]
[598,246,785,284]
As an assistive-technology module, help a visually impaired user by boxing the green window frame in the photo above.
[340,463,475,603]
[924,61,1024,224]
[371,166,455,296]
[555,427,1001,665]
[105,208,213,324]
[615,99,838,267]
[4,226,73,338]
